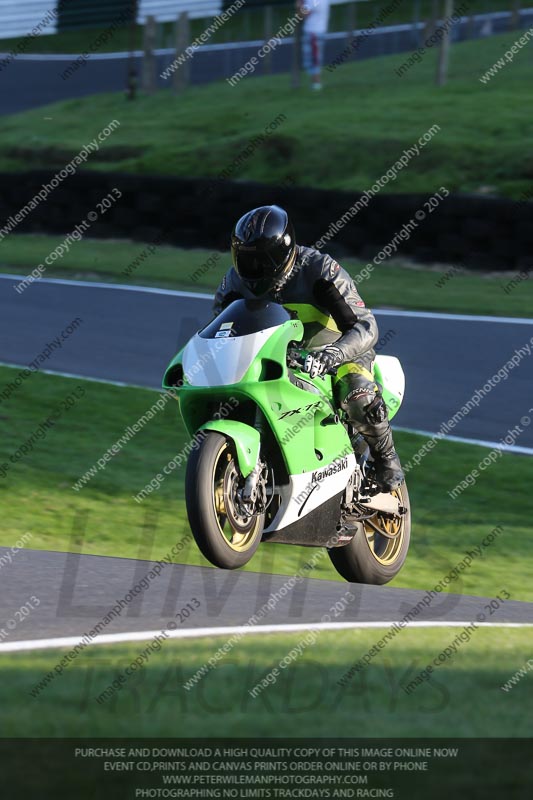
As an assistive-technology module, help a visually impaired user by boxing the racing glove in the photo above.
[303,345,344,378]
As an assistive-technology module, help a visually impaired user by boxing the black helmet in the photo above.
[231,205,297,296]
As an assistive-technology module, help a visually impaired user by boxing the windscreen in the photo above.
[199,299,292,339]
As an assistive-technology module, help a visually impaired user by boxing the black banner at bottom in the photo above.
[1,739,530,799]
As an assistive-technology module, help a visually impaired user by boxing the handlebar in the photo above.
[287,348,338,377]
[286,349,305,369]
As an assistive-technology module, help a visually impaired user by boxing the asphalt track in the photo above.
[0,546,531,653]
[1,274,533,450]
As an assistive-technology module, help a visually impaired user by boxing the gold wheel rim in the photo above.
[362,486,405,566]
[211,443,262,553]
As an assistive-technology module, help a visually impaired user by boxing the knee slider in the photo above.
[364,395,388,425]
[343,387,376,423]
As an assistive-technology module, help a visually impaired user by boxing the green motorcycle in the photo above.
[163,299,410,585]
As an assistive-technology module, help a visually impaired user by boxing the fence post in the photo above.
[466,10,475,41]
[510,0,521,30]
[345,1,357,59]
[436,0,454,86]
[412,0,421,47]
[126,0,138,100]
[142,14,157,94]
[424,0,439,40]
[263,5,274,73]
[173,11,191,93]
[291,11,302,88]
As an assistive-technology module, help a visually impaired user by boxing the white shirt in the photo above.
[302,0,330,35]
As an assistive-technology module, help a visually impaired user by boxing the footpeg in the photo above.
[359,492,401,516]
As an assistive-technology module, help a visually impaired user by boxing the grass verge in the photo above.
[3,628,532,737]
[2,235,533,317]
[0,366,531,601]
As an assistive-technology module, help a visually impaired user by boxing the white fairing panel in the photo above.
[375,355,405,401]
[264,453,356,532]
[182,328,278,387]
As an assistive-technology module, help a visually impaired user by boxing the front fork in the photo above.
[239,407,267,512]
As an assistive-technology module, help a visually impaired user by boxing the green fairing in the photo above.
[164,313,404,478]
[373,361,402,420]
[237,322,353,474]
[163,346,185,384]
[199,420,260,478]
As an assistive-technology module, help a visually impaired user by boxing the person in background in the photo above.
[298,0,330,90]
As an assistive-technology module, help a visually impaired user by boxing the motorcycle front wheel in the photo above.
[185,431,265,569]
[328,481,411,585]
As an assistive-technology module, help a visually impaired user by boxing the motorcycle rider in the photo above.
[213,205,404,492]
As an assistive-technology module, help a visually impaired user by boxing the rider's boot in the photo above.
[336,367,405,493]
[355,416,405,492]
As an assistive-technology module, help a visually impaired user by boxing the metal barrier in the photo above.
[138,1,221,24]
[0,0,59,38]
[138,0,365,21]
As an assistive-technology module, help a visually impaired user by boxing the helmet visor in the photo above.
[234,248,272,280]
[232,240,295,296]
[232,246,280,296]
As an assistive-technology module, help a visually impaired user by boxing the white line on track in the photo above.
[0,360,155,392]
[394,426,533,456]
[2,274,533,325]
[0,273,212,300]
[375,308,533,325]
[1,620,532,654]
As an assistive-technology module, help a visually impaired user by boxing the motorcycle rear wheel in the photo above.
[328,481,411,585]
[185,431,265,569]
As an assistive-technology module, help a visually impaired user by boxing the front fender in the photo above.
[199,420,260,478]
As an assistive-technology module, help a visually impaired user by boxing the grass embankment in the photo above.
[0,366,531,601]
[2,236,532,317]
[0,33,532,197]
[2,629,532,737]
